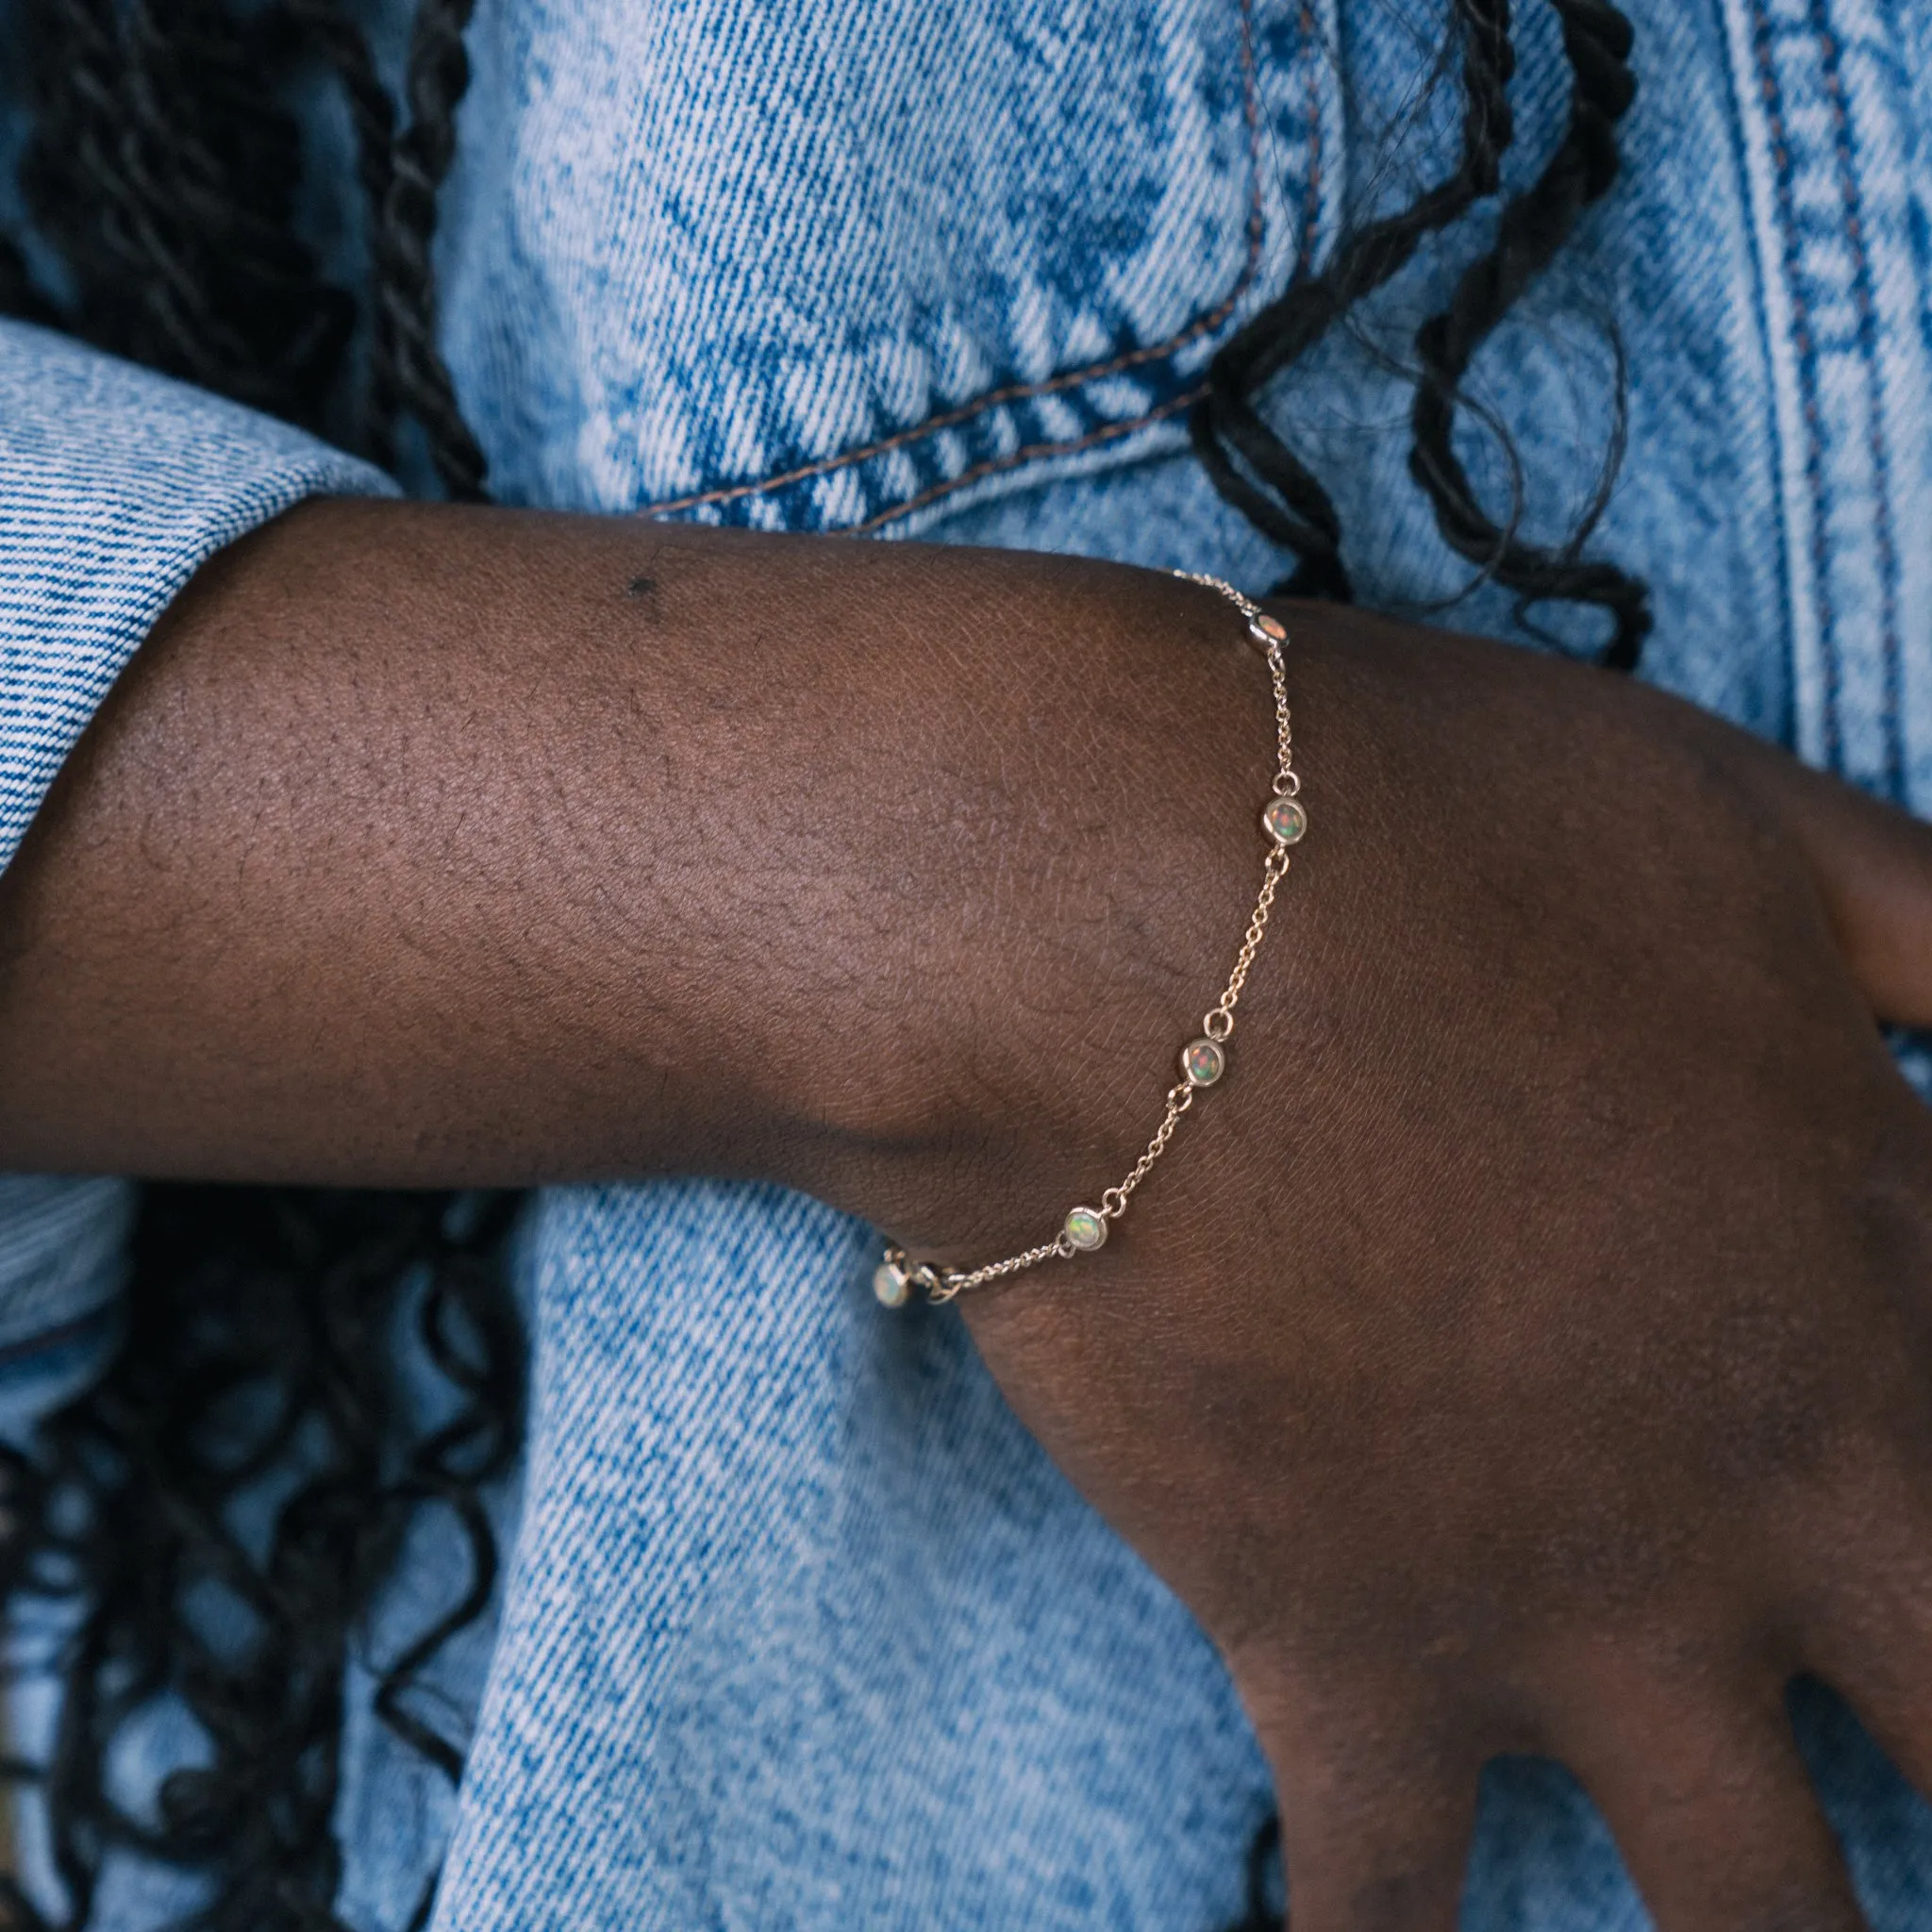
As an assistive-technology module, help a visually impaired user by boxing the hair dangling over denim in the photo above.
[0,4,1641,1925]
[1194,0,1650,670]
[7,0,488,493]
[1407,1,1651,669]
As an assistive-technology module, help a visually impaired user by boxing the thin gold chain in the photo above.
[874,573,1305,1309]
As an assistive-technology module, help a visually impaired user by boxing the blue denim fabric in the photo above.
[433,1184,1269,1930]
[0,1177,128,1441]
[428,0,1338,521]
[3,0,1932,1924]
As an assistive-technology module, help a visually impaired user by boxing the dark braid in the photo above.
[0,235,58,327]
[1407,0,1650,668]
[15,0,353,424]
[0,1190,523,1932]
[283,0,402,462]
[7,0,486,489]
[1223,1813,1282,1931]
[369,0,490,498]
[1197,0,1651,673]
[1193,0,1518,602]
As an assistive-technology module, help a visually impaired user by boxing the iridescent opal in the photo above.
[1249,613,1288,643]
[1262,795,1307,845]
[1181,1037,1225,1087]
[1063,1207,1108,1252]
[873,1260,910,1307]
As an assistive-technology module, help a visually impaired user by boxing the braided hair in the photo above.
[0,1191,522,1932]
[0,1,1643,1924]
[0,0,514,1926]
[1195,0,1648,666]
[6,0,486,486]
[1407,0,1650,668]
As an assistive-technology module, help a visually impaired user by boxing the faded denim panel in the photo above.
[430,1182,1273,1932]
[435,0,1338,525]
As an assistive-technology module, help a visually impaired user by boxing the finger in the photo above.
[1564,1682,1864,1931]
[1797,1505,1932,1801]
[1726,732,1932,1027]
[1270,1732,1477,1932]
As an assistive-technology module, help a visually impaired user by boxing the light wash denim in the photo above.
[3,0,1932,1923]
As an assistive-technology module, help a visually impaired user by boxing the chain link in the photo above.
[922,1239,1069,1303]
[1100,1082,1196,1218]
[1265,639,1297,796]
[877,573,1305,1307]
[1208,837,1292,1033]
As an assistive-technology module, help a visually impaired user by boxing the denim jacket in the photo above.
[3,2,1932,1924]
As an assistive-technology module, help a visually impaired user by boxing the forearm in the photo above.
[0,500,1277,1243]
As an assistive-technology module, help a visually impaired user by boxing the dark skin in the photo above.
[7,499,1932,1926]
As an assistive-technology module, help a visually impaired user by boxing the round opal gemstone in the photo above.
[1063,1207,1108,1252]
[1262,795,1307,845]
[1249,613,1287,643]
[1181,1037,1226,1087]
[873,1260,910,1307]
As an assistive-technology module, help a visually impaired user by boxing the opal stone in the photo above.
[1063,1207,1108,1252]
[1181,1037,1226,1087]
[1262,795,1307,845]
[1249,614,1287,643]
[873,1260,910,1307]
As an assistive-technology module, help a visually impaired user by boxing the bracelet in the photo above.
[873,571,1307,1308]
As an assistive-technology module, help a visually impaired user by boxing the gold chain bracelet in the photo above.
[873,572,1307,1309]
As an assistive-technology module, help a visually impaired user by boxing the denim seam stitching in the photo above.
[855,0,1329,536]
[1808,0,1906,797]
[849,388,1203,533]
[637,0,1277,521]
[1748,0,1842,770]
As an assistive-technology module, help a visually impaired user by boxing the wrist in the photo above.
[827,575,1303,1274]
[0,499,1288,1207]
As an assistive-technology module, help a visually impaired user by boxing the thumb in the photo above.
[1731,737,1932,1027]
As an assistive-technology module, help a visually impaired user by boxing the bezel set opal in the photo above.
[873,574,1306,1307]
[1263,794,1307,846]
[1062,1207,1108,1252]
[1181,1037,1225,1087]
